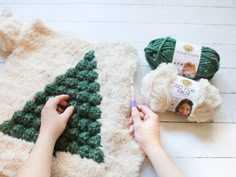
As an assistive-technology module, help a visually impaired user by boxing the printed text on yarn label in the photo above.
[168,76,199,116]
[172,41,201,79]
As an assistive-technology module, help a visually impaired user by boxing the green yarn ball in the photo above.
[0,121,12,134]
[24,100,36,113]
[10,124,25,138]
[88,82,100,93]
[65,78,78,88]
[144,37,220,80]
[77,81,89,91]
[68,128,79,140]
[67,89,78,99]
[79,132,90,145]
[79,145,90,158]
[12,111,25,124]
[22,128,36,142]
[89,93,102,106]
[65,68,77,77]
[88,135,101,148]
[88,121,101,135]
[88,148,104,163]
[89,106,102,120]
[84,50,95,61]
[76,70,88,81]
[22,113,35,127]
[78,103,90,117]
[68,141,80,154]
[78,119,91,132]
[34,92,46,104]
[87,60,97,70]
[67,114,79,128]
[76,60,88,70]
[56,85,67,94]
[77,91,89,103]
[87,71,98,82]
[45,83,57,95]
[55,75,67,85]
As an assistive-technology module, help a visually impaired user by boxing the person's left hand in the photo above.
[40,95,74,141]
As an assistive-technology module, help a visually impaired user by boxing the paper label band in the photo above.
[172,41,201,79]
[168,76,199,116]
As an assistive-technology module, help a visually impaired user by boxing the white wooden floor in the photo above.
[1,0,236,177]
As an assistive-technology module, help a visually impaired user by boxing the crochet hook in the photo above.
[130,80,137,108]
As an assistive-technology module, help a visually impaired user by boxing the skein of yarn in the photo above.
[141,63,222,122]
[144,37,220,80]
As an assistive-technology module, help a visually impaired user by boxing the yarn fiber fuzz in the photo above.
[0,11,144,177]
[141,63,222,122]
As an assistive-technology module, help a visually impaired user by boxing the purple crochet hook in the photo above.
[130,80,137,108]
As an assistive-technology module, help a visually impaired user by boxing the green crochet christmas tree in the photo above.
[0,50,104,163]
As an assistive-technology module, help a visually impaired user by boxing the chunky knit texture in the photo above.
[141,63,222,122]
[0,12,144,177]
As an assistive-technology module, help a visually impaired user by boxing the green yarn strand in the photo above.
[144,37,220,80]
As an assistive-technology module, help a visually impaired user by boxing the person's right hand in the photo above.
[128,105,160,152]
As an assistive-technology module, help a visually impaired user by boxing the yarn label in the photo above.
[168,76,199,116]
[172,41,201,79]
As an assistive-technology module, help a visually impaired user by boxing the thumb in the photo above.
[61,106,74,123]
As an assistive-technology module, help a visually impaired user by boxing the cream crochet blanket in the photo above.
[0,12,144,177]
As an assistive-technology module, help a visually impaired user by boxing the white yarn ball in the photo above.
[141,63,222,122]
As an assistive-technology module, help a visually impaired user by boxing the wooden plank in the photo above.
[210,69,236,94]
[28,22,235,45]
[140,157,236,177]
[1,0,236,8]
[160,123,236,157]
[135,42,236,68]
[1,5,235,68]
[1,4,235,25]
[233,113,236,123]
[0,58,5,63]
[2,6,236,69]
[0,63,5,74]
